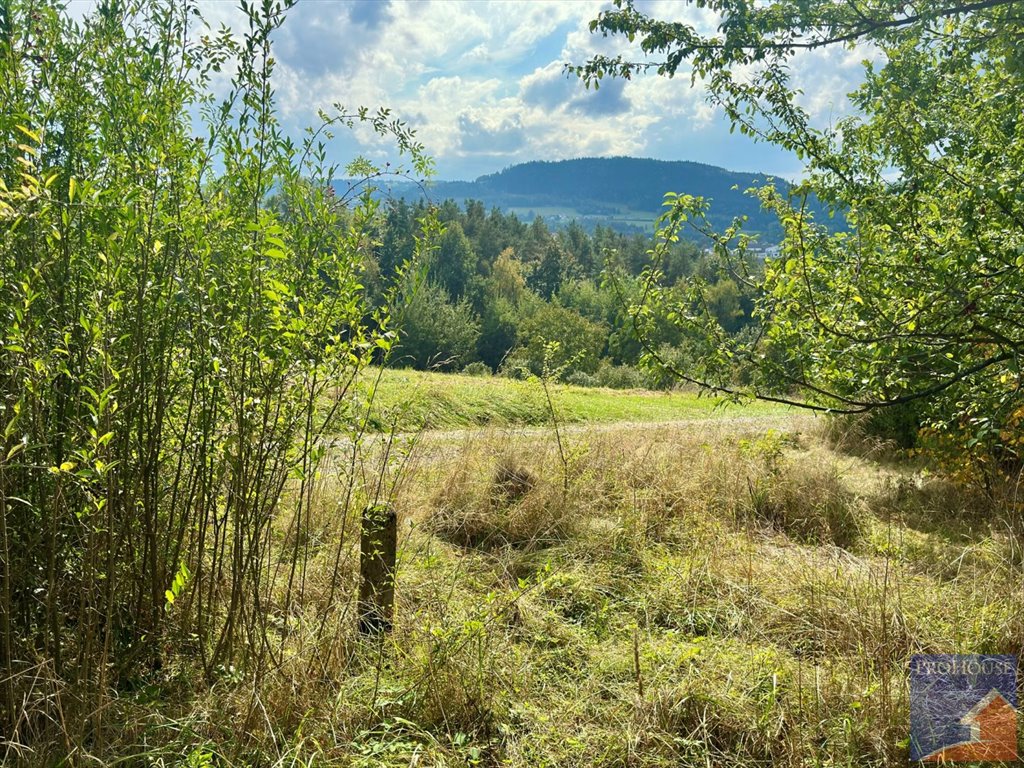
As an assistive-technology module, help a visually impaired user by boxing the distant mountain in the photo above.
[338,156,825,242]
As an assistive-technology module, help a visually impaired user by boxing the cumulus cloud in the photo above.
[458,113,526,154]
[63,0,876,180]
[571,78,630,117]
[520,62,577,110]
[349,0,393,28]
[272,4,369,77]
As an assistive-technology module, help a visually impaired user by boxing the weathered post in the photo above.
[358,502,397,635]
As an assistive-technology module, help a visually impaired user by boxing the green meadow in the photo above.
[355,367,791,432]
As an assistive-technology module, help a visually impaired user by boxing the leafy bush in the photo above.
[860,403,923,450]
[565,371,599,388]
[462,361,492,377]
[0,0,435,747]
[395,280,481,371]
[643,344,697,390]
[826,402,924,456]
[505,300,606,379]
[592,361,648,390]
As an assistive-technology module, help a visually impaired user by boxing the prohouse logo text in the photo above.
[910,654,1017,762]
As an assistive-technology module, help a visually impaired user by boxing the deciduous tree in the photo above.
[574,0,1024,470]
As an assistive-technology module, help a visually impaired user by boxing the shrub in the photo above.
[395,280,481,371]
[643,344,697,390]
[0,0,436,748]
[592,361,647,390]
[565,371,599,388]
[462,361,492,377]
[506,301,607,379]
[860,402,923,450]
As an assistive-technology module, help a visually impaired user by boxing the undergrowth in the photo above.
[13,418,1024,766]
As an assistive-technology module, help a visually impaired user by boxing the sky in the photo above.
[72,0,874,182]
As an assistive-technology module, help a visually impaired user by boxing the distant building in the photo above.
[748,244,782,260]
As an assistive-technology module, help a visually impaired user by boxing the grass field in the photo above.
[85,413,1024,767]
[25,363,1017,767]
[20,367,1014,767]
[354,367,792,432]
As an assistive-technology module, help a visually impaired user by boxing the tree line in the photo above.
[360,197,760,386]
[573,0,1024,484]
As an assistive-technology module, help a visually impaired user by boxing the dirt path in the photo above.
[319,412,821,472]
[419,411,818,442]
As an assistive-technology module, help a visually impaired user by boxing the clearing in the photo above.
[137,371,1021,767]
[353,367,791,432]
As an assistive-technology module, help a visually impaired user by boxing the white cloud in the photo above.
[65,0,876,180]
[519,62,578,110]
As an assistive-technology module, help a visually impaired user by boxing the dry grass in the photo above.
[16,416,1024,767]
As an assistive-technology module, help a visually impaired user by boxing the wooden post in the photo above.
[358,503,397,635]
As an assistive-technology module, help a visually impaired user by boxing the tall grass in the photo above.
[0,0,434,756]
[52,417,1023,766]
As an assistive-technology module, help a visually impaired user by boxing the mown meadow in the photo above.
[355,367,789,431]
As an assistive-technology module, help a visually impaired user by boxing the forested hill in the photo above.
[349,157,803,240]
[473,157,773,216]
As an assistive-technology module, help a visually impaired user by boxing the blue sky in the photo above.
[74,0,873,182]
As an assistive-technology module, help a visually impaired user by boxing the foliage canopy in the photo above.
[574,0,1024,470]
[0,0,435,748]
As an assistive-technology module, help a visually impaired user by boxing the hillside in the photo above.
[355,367,791,431]
[343,157,814,241]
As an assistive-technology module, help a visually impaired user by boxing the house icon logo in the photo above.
[910,654,1017,762]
